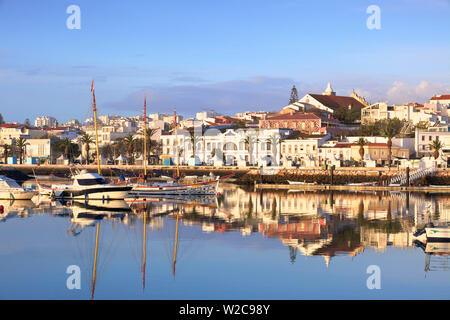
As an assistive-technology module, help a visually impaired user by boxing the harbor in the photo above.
[1,185,449,299]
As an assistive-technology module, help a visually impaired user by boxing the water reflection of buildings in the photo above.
[4,188,450,271]
[202,186,450,266]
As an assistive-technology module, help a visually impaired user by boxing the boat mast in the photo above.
[91,79,101,175]
[143,97,148,179]
[91,222,100,300]
[174,110,180,178]
[172,208,180,278]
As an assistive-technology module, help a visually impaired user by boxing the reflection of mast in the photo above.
[91,222,100,300]
[142,209,147,291]
[172,208,180,278]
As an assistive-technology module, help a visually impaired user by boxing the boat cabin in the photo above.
[0,175,23,189]
[72,172,108,186]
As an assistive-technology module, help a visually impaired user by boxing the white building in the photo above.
[161,128,292,167]
[24,139,52,163]
[361,102,446,126]
[415,125,450,158]
[196,110,220,121]
[34,116,58,128]
[281,134,331,167]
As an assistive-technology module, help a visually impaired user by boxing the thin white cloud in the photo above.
[386,80,450,104]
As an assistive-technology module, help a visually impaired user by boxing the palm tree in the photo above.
[267,135,281,166]
[61,138,72,163]
[122,134,135,165]
[243,135,255,165]
[429,139,443,160]
[188,131,200,162]
[15,137,29,164]
[2,144,10,164]
[144,128,158,163]
[356,138,367,166]
[382,123,396,167]
[79,133,94,165]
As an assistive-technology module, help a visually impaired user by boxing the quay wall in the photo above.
[3,164,450,186]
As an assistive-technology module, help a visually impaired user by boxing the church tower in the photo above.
[322,82,336,96]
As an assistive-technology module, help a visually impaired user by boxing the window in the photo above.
[77,178,107,186]
[421,136,425,141]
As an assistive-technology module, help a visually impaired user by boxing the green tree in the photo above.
[356,138,367,166]
[188,130,200,160]
[2,144,10,164]
[429,139,443,160]
[52,138,79,163]
[0,114,4,125]
[122,134,135,165]
[289,85,299,104]
[15,137,29,164]
[79,133,94,164]
[335,105,361,124]
[382,121,397,167]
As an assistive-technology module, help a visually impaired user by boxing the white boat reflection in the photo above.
[0,199,36,222]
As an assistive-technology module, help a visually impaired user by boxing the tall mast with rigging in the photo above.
[91,79,101,175]
[143,97,148,179]
[174,110,180,178]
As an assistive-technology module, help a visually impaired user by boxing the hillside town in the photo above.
[1,83,450,170]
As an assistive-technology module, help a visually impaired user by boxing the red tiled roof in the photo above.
[308,94,367,111]
[366,143,388,147]
[430,95,450,101]
[44,126,68,131]
[334,143,351,148]
[265,112,320,121]
[1,123,24,128]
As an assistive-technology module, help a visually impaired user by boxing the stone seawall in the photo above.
[2,164,450,185]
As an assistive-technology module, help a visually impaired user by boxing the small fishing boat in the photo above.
[346,182,378,186]
[129,176,221,196]
[287,180,315,185]
[0,175,36,200]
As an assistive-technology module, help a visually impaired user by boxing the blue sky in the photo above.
[0,0,449,123]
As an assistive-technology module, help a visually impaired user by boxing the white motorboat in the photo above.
[39,170,132,200]
[0,175,36,200]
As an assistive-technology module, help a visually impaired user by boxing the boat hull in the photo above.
[64,187,132,200]
[426,228,450,242]
[130,179,219,196]
[0,190,36,200]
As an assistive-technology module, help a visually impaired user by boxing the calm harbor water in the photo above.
[1,184,449,300]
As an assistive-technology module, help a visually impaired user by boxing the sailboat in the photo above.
[128,103,222,196]
[37,80,132,200]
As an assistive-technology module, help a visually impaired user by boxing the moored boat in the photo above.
[44,170,132,200]
[0,175,36,200]
[287,180,315,185]
[130,176,220,196]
